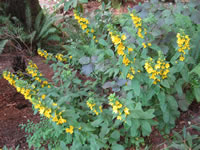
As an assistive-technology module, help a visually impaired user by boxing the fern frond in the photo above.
[0,39,8,54]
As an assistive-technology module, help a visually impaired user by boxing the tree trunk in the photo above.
[3,0,42,30]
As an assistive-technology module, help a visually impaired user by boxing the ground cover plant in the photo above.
[1,0,200,149]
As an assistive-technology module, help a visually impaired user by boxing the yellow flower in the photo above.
[52,114,58,122]
[69,56,72,59]
[41,94,46,100]
[99,106,102,112]
[128,48,133,52]
[44,109,52,118]
[142,43,147,48]
[39,107,45,114]
[124,107,130,116]
[165,63,170,68]
[66,125,74,134]
[81,24,87,30]
[57,116,67,125]
[121,34,127,40]
[91,29,94,33]
[123,55,130,66]
[148,43,152,46]
[117,115,122,120]
[111,35,121,45]
[127,73,134,80]
[179,56,185,61]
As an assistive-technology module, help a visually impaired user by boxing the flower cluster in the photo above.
[38,49,68,63]
[176,33,190,61]
[37,49,53,59]
[73,11,98,43]
[74,12,89,31]
[144,58,170,84]
[108,94,130,121]
[26,61,43,83]
[55,53,67,62]
[86,98,102,116]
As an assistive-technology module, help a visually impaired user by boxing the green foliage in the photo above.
[164,125,200,150]
[2,0,200,149]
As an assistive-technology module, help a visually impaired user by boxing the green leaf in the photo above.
[193,87,200,102]
[167,95,178,110]
[131,79,140,96]
[111,130,120,140]
[99,123,109,138]
[163,109,169,123]
[190,63,200,78]
[91,118,103,127]
[60,141,68,150]
[141,121,152,136]
[111,144,124,150]
[106,49,114,57]
[80,0,88,3]
[130,119,140,137]
[161,80,170,88]
[99,39,108,46]
[175,79,184,96]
